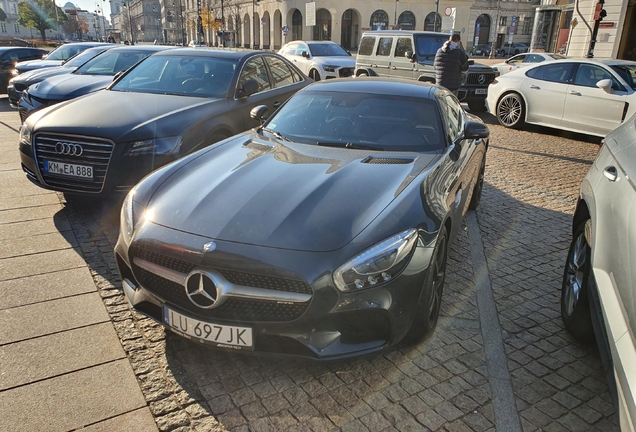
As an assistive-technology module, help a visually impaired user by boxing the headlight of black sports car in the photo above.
[333,228,418,292]
[120,188,146,244]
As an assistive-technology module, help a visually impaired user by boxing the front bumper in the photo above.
[115,222,435,360]
[323,66,355,80]
[18,93,62,123]
[457,87,489,102]
[7,84,22,108]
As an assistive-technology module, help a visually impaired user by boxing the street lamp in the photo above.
[123,2,135,44]
[434,0,439,32]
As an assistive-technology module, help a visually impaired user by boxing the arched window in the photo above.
[370,10,389,30]
[424,12,441,32]
[292,9,302,41]
[397,11,415,30]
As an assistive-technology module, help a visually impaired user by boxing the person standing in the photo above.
[434,34,470,97]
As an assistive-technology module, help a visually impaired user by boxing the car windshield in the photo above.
[75,50,150,75]
[415,35,447,58]
[265,90,444,152]
[111,55,237,98]
[46,45,89,61]
[308,43,348,56]
[610,64,636,90]
[62,47,108,67]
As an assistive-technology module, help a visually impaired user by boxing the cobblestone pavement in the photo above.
[32,111,620,431]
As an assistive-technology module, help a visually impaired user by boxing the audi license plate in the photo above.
[163,306,253,350]
[44,160,93,179]
[475,89,487,95]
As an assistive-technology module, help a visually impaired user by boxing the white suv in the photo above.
[278,41,355,81]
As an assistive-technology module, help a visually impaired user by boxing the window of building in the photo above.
[522,18,533,35]
[499,16,507,26]
[0,23,6,33]
[14,24,20,34]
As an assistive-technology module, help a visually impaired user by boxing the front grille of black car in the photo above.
[134,267,310,322]
[466,72,496,86]
[33,134,114,193]
[133,247,313,295]
[339,68,354,78]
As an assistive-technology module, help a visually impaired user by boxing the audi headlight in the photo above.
[122,136,183,157]
[120,188,146,245]
[322,65,337,72]
[333,229,418,292]
[19,124,32,146]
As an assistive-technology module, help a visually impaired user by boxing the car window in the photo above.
[3,50,19,62]
[445,94,464,142]
[610,64,636,90]
[307,43,348,56]
[415,35,446,57]
[523,54,544,63]
[297,43,309,56]
[75,50,148,75]
[239,57,271,93]
[526,63,574,83]
[573,64,614,88]
[283,43,299,56]
[46,45,88,61]
[394,38,413,58]
[63,47,107,67]
[17,49,36,60]
[358,37,376,56]
[509,55,526,64]
[265,56,294,88]
[376,37,393,56]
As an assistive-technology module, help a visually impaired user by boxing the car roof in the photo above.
[300,78,440,99]
[0,47,43,52]
[361,30,449,37]
[106,45,174,52]
[153,48,264,59]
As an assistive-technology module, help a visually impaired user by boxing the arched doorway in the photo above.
[292,9,302,41]
[398,11,415,30]
[424,12,441,32]
[243,14,250,48]
[274,10,282,49]
[253,12,260,48]
[340,9,360,50]
[262,11,271,49]
[370,10,389,30]
[474,14,491,46]
[313,9,331,41]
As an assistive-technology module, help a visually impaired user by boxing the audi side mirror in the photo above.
[300,51,309,58]
[250,105,269,124]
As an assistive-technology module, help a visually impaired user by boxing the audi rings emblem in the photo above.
[55,142,83,156]
[185,271,219,309]
[477,74,486,85]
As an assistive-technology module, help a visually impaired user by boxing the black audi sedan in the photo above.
[13,42,109,75]
[18,45,172,122]
[0,47,48,93]
[114,79,490,359]
[7,45,116,108]
[19,48,309,195]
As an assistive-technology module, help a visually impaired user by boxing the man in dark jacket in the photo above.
[434,34,470,96]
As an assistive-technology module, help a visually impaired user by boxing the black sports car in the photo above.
[19,48,309,196]
[114,79,490,359]
[7,45,116,108]
[19,45,172,122]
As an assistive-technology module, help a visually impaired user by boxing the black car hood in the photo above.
[148,134,437,252]
[29,74,114,100]
[31,90,223,142]
[17,60,64,72]
[22,67,74,85]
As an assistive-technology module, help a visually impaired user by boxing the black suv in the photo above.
[355,31,497,112]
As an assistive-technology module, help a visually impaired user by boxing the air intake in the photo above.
[362,156,414,164]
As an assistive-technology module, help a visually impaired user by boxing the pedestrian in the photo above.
[434,33,470,97]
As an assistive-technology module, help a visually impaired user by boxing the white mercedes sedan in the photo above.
[278,41,355,81]
[493,52,566,76]
[487,58,636,137]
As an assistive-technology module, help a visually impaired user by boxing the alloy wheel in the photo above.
[497,94,523,127]
[563,232,588,317]
[429,234,447,322]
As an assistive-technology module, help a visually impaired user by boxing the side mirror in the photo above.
[464,121,490,140]
[250,105,269,124]
[239,78,259,98]
[347,51,352,56]
[405,50,414,60]
[467,59,475,66]
[301,51,309,58]
[596,78,613,93]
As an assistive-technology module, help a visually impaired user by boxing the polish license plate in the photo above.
[475,88,487,95]
[44,160,93,179]
[163,306,253,350]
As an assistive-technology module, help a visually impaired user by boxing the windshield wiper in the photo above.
[316,142,383,151]
[261,127,292,142]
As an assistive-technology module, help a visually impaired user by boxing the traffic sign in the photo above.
[282,25,290,32]
[511,15,517,23]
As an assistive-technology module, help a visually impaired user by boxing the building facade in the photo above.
[112,0,162,43]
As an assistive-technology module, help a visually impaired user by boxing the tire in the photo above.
[309,69,321,81]
[496,92,525,129]
[468,156,486,210]
[406,226,449,342]
[468,99,487,113]
[357,71,368,77]
[561,220,595,342]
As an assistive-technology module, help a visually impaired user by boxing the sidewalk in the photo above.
[0,97,157,432]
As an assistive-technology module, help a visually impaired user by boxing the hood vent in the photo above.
[362,156,414,165]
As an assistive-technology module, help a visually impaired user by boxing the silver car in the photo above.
[561,112,636,431]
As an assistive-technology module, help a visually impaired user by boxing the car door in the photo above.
[373,36,394,78]
[294,42,312,75]
[263,55,306,111]
[521,62,575,127]
[391,36,416,80]
[562,63,629,135]
[236,56,279,129]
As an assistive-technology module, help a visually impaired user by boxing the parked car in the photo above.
[471,44,491,57]
[113,78,490,359]
[278,40,355,81]
[18,45,172,122]
[355,30,498,112]
[0,47,48,93]
[497,42,529,57]
[560,113,636,431]
[19,49,309,196]
[492,52,566,76]
[13,42,110,75]
[7,45,116,108]
[487,59,636,137]
[188,40,207,47]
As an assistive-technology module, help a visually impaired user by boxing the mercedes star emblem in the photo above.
[478,74,486,85]
[203,241,216,252]
[185,271,219,309]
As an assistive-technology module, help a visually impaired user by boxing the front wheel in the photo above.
[468,156,486,210]
[357,71,369,77]
[309,69,321,81]
[561,220,595,342]
[496,93,525,129]
[468,99,487,113]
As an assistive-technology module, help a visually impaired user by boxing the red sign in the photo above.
[594,2,603,20]
[599,21,615,28]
